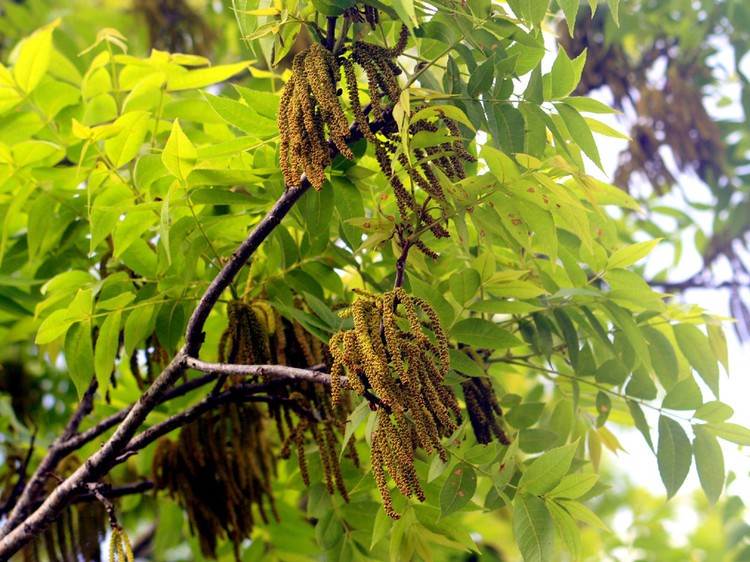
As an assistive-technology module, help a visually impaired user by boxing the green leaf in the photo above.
[94,311,121,391]
[36,309,75,345]
[706,321,729,373]
[491,103,525,155]
[548,473,599,499]
[13,19,59,94]
[512,493,554,562]
[556,103,602,170]
[704,422,750,446]
[694,401,734,423]
[124,303,157,355]
[594,358,629,386]
[627,400,654,451]
[674,323,720,397]
[642,326,678,390]
[557,499,609,530]
[481,144,520,185]
[104,111,150,168]
[557,0,579,37]
[448,349,486,378]
[657,415,692,499]
[662,376,702,410]
[155,300,185,353]
[315,510,344,550]
[411,104,476,132]
[519,440,578,495]
[439,462,477,519]
[468,56,495,98]
[449,269,481,305]
[563,97,619,114]
[519,429,559,454]
[607,0,620,25]
[202,91,277,137]
[585,117,629,140]
[547,500,582,561]
[300,185,333,242]
[505,403,545,429]
[550,48,576,100]
[606,239,661,270]
[65,320,94,399]
[692,425,725,505]
[408,275,455,327]
[553,309,579,368]
[162,119,197,181]
[391,0,418,28]
[450,318,524,349]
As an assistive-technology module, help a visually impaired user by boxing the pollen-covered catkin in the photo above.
[328,288,461,517]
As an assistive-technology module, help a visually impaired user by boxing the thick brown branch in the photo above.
[0,355,188,556]
[0,379,97,534]
[0,106,390,559]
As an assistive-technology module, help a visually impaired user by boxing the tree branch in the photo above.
[0,354,188,555]
[114,380,312,463]
[59,373,217,456]
[184,357,341,385]
[0,104,390,559]
[74,481,154,504]
[0,379,97,531]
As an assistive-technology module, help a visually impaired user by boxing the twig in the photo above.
[84,483,118,528]
[0,433,36,518]
[325,16,337,51]
[115,379,320,463]
[0,379,97,534]
[184,357,342,386]
[74,481,154,504]
[0,355,188,555]
[58,374,217,459]
[0,105,392,558]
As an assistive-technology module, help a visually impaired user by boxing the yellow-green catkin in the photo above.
[328,289,461,517]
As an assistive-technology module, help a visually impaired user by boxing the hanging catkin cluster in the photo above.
[17,456,106,562]
[267,301,359,501]
[278,42,353,190]
[109,526,134,562]
[152,402,278,560]
[328,288,462,517]
[277,21,476,254]
[220,299,358,499]
[462,375,510,446]
[344,27,476,246]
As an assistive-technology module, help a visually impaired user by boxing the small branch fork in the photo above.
[0,105,391,558]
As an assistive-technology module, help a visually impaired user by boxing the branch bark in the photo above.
[0,104,389,559]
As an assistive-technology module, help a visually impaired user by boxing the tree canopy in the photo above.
[0,0,749,560]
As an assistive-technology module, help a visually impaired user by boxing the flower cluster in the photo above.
[329,288,462,517]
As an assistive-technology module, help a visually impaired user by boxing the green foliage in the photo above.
[0,1,746,561]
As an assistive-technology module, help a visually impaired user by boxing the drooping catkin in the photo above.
[328,288,461,517]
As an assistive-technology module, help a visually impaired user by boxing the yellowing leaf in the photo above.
[13,19,60,94]
[162,119,197,181]
[606,239,661,270]
[167,61,249,91]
